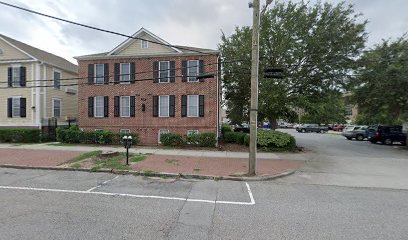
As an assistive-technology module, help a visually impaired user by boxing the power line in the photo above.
[0,59,244,84]
[0,1,213,55]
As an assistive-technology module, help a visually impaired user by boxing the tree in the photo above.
[219,1,367,127]
[300,91,346,124]
[351,36,408,125]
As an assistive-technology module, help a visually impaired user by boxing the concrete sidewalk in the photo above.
[0,143,292,160]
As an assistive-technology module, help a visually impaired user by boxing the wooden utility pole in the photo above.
[249,0,260,176]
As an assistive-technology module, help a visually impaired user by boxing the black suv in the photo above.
[368,125,406,145]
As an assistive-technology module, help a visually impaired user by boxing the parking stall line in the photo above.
[86,175,119,192]
[0,182,256,206]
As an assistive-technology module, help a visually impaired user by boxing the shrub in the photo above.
[94,130,114,144]
[186,133,200,145]
[257,129,296,151]
[244,134,250,146]
[198,132,217,147]
[224,131,247,145]
[160,133,185,146]
[221,125,232,135]
[56,126,81,143]
[0,128,41,143]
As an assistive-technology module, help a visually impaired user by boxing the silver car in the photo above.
[342,125,369,141]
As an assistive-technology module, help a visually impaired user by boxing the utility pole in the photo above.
[249,0,260,176]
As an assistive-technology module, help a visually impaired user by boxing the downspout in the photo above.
[35,63,41,128]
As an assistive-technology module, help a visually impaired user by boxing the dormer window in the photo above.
[141,40,148,49]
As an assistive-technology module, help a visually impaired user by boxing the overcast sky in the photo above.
[1,0,407,63]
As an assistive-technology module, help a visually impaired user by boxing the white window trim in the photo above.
[94,96,105,118]
[120,63,131,84]
[120,96,131,117]
[158,95,170,117]
[158,61,170,83]
[53,69,61,89]
[94,64,105,85]
[141,40,148,49]
[158,129,169,144]
[11,96,21,118]
[120,129,131,134]
[95,129,104,132]
[187,95,199,117]
[52,98,62,118]
[187,130,199,135]
[187,60,199,82]
[11,66,21,87]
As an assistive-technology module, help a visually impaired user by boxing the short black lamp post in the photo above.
[122,135,133,165]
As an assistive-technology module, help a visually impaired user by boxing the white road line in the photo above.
[86,176,119,192]
[0,182,256,206]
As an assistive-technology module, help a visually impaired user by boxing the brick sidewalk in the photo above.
[131,155,304,177]
[0,149,85,167]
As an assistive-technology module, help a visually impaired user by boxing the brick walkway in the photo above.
[0,149,85,167]
[131,155,304,176]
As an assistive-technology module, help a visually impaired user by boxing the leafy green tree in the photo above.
[219,1,367,126]
[351,36,408,125]
[300,91,346,124]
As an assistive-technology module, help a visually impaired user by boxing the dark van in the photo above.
[368,125,406,145]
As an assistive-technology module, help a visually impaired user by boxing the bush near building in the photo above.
[56,126,139,145]
[160,132,217,147]
[0,128,41,143]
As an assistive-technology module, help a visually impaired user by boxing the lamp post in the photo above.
[122,135,133,165]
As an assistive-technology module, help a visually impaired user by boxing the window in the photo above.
[187,95,199,117]
[53,71,61,89]
[94,96,104,117]
[12,67,20,87]
[95,64,105,84]
[12,97,20,117]
[120,129,130,134]
[159,61,170,83]
[159,95,169,117]
[120,63,130,83]
[95,129,103,132]
[187,60,199,82]
[120,96,130,117]
[141,40,148,49]
[0,48,3,55]
[158,129,169,143]
[187,130,199,136]
[345,104,353,116]
[52,98,61,118]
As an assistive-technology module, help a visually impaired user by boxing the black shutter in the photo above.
[199,95,204,117]
[104,96,109,117]
[88,64,94,84]
[20,98,26,118]
[20,67,26,87]
[153,96,158,117]
[130,96,136,117]
[169,95,175,117]
[88,97,94,117]
[199,60,205,82]
[7,98,12,118]
[114,96,120,117]
[114,63,120,84]
[182,60,187,82]
[130,63,136,84]
[181,95,187,117]
[170,61,176,83]
[153,61,159,83]
[8,67,12,87]
[104,63,109,84]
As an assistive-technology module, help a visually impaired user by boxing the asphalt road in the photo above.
[278,129,408,189]
[1,168,408,240]
[1,131,408,239]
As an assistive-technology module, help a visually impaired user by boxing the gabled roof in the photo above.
[75,28,219,60]
[108,28,182,55]
[0,34,78,73]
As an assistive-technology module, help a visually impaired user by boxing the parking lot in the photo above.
[278,129,408,189]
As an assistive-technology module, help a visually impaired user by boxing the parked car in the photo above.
[332,124,345,132]
[342,125,369,141]
[368,125,406,145]
[296,124,328,133]
[234,123,250,133]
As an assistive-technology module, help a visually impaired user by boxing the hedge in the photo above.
[224,131,247,144]
[0,128,41,143]
[221,125,232,135]
[56,126,139,145]
[161,132,217,147]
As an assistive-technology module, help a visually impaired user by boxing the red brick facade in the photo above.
[77,54,220,145]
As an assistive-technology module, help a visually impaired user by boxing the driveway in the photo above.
[277,129,408,189]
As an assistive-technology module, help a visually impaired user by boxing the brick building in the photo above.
[75,28,220,145]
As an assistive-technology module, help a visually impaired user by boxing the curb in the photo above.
[0,164,297,181]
